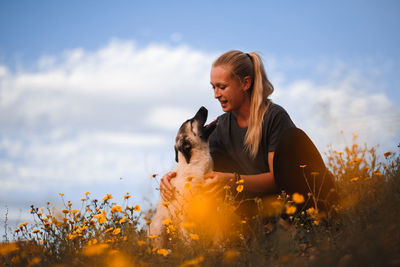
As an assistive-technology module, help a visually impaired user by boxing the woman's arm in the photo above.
[204,152,279,194]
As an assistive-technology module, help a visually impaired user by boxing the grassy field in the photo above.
[1,138,399,266]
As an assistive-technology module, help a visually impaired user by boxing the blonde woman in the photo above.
[161,50,337,213]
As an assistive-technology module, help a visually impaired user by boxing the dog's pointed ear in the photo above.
[201,119,217,141]
[178,139,192,164]
[193,106,208,127]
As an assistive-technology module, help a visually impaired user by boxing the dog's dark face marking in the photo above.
[174,106,217,163]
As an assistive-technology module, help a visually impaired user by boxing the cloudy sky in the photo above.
[1,1,399,230]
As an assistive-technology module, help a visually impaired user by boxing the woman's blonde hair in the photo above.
[213,50,274,158]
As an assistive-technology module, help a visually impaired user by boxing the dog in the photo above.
[149,106,217,244]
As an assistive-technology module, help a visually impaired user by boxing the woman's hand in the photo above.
[203,171,235,196]
[160,171,176,202]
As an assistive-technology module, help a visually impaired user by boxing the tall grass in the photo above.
[1,138,399,266]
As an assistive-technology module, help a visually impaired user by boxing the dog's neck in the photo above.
[176,145,213,178]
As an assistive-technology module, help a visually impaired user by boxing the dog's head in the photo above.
[174,106,217,164]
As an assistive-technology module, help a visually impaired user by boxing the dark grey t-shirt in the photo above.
[209,103,295,175]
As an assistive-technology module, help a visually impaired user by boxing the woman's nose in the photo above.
[214,88,221,99]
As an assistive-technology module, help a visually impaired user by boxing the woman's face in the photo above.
[210,65,250,113]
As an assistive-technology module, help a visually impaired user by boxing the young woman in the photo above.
[161,50,337,213]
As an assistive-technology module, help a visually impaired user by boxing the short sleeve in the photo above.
[265,109,295,152]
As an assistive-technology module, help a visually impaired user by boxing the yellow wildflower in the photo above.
[157,248,169,256]
[148,235,158,239]
[124,194,131,200]
[223,185,231,190]
[137,240,146,246]
[81,198,86,201]
[105,227,114,233]
[85,192,90,195]
[184,182,191,190]
[134,205,140,212]
[292,193,305,204]
[299,164,307,168]
[350,177,359,182]
[161,219,172,225]
[59,193,64,196]
[285,204,297,215]
[236,184,244,193]
[373,170,382,176]
[179,256,204,267]
[236,179,244,184]
[189,233,199,240]
[384,152,392,159]
[62,209,69,214]
[145,220,152,225]
[67,202,72,207]
[119,218,127,224]
[113,228,121,235]
[241,220,247,224]
[111,205,122,213]
[32,229,40,234]
[71,209,78,214]
[14,229,20,233]
[102,194,113,201]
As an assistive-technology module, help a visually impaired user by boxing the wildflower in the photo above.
[123,236,127,241]
[241,220,247,224]
[71,209,78,214]
[119,218,127,224]
[186,176,194,182]
[189,233,199,240]
[68,234,76,240]
[67,202,72,206]
[145,220,152,225]
[292,193,305,204]
[236,178,244,184]
[137,240,146,246]
[157,248,169,256]
[384,152,392,159]
[59,193,64,196]
[124,194,131,200]
[62,209,69,214]
[184,182,191,190]
[313,220,320,225]
[373,170,382,176]
[85,192,90,195]
[113,228,121,235]
[182,221,195,229]
[299,164,307,168]
[161,201,170,208]
[31,229,40,234]
[134,205,140,212]
[179,256,205,267]
[236,184,244,193]
[148,235,158,239]
[350,177,359,182]
[151,173,158,178]
[285,204,297,215]
[102,194,113,201]
[81,198,86,201]
[111,205,122,213]
[223,185,231,190]
[162,219,172,225]
[105,227,114,233]
[14,229,20,233]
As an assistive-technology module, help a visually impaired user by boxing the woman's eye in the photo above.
[220,86,226,90]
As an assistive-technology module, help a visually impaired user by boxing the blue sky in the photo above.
[0,1,399,233]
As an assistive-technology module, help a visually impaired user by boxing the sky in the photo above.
[0,0,399,234]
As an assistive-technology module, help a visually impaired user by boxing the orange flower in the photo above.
[292,193,305,204]
[236,185,244,193]
[189,233,199,240]
[134,205,140,212]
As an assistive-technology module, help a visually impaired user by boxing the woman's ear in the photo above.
[242,76,252,91]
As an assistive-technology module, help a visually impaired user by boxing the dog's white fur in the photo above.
[149,111,213,243]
